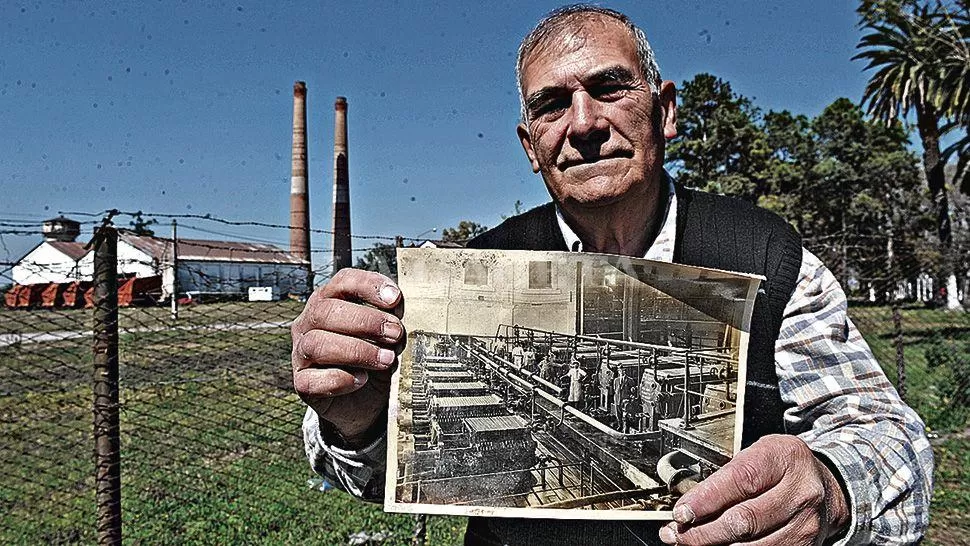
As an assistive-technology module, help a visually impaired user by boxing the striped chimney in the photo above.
[332,96,352,272]
[289,81,311,266]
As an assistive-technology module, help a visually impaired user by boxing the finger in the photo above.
[293,366,369,405]
[295,329,398,372]
[726,509,821,546]
[660,509,819,546]
[667,485,805,545]
[673,435,792,525]
[294,297,405,346]
[318,268,401,309]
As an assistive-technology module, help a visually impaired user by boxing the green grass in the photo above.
[848,304,970,545]
[0,299,304,334]
[926,435,970,546]
[848,303,970,433]
[0,301,966,543]
[0,302,465,545]
[1,378,466,545]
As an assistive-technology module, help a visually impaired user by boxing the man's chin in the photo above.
[558,189,630,209]
[559,176,639,208]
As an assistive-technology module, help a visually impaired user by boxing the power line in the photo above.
[57,209,437,243]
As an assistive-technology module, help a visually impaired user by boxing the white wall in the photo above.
[116,240,161,279]
[11,243,85,285]
[400,251,577,337]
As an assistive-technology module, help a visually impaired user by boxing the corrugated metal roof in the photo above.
[46,241,89,261]
[464,415,529,433]
[118,231,305,265]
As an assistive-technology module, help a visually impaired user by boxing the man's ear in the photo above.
[517,123,541,173]
[658,80,677,140]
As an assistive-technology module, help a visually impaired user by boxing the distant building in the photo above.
[12,217,92,285]
[11,217,308,301]
[116,232,308,300]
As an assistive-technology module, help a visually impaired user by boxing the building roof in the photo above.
[46,241,89,261]
[44,215,80,224]
[118,231,305,265]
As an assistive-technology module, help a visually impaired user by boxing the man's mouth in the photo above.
[559,150,633,170]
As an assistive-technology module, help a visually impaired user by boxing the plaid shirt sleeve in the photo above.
[302,407,386,503]
[776,248,934,545]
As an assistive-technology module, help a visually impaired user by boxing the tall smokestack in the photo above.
[289,82,311,273]
[332,96,352,272]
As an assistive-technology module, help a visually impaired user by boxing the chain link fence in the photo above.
[0,224,457,545]
[806,234,970,436]
[0,218,967,544]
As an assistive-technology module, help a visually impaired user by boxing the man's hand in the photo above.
[291,269,405,449]
[659,435,849,545]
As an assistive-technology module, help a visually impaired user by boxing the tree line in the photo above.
[357,0,967,306]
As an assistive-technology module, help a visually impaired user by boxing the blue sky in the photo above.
[0,1,875,273]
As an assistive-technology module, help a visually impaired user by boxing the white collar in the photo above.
[555,174,677,263]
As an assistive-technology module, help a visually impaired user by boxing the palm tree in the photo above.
[855,0,968,310]
[936,2,970,193]
[854,1,951,243]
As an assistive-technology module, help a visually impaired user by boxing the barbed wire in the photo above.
[58,209,469,244]
[59,209,412,242]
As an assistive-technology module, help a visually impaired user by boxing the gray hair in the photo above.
[516,4,662,122]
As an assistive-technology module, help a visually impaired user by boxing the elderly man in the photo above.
[293,5,932,545]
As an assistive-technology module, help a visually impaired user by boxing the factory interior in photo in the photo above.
[387,248,761,517]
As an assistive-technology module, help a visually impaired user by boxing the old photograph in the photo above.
[385,248,762,520]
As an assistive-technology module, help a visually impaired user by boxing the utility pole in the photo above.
[171,219,178,321]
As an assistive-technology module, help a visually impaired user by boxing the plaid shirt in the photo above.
[304,183,933,545]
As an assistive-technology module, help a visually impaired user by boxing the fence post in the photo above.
[171,219,179,321]
[892,303,906,401]
[93,225,121,545]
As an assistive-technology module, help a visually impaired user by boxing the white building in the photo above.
[11,217,309,300]
[12,240,93,285]
[116,232,309,300]
[12,217,93,285]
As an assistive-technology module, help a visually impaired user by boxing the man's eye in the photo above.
[593,84,628,99]
[533,98,569,118]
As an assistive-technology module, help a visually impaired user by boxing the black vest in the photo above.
[463,185,802,546]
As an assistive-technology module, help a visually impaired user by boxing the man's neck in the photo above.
[559,176,665,256]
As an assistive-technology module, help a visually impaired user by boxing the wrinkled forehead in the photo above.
[519,16,639,87]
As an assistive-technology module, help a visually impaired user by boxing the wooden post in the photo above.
[93,225,121,545]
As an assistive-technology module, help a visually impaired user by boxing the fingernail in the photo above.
[673,504,695,524]
[383,320,403,341]
[379,285,400,305]
[378,348,396,366]
[659,523,678,544]
[352,370,369,387]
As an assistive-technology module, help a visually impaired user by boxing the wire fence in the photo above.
[0,211,967,544]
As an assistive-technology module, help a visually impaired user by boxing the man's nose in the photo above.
[566,92,608,145]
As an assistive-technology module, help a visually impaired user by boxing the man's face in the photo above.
[517,17,676,209]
